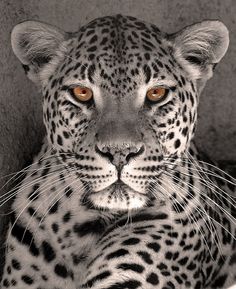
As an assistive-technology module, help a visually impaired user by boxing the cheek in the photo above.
[43,105,75,150]
[160,123,192,157]
[48,123,74,151]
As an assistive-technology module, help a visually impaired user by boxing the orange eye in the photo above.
[72,86,93,102]
[146,87,168,103]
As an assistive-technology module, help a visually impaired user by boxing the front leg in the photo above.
[79,211,223,289]
[1,223,77,289]
[0,155,116,289]
[1,201,115,289]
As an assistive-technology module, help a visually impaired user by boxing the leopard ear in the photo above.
[170,20,229,84]
[11,21,67,83]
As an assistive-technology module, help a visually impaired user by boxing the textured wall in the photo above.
[0,0,236,253]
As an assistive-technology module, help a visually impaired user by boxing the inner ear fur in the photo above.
[170,20,229,81]
[11,20,67,82]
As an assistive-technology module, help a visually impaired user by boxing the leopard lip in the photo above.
[113,179,126,187]
[91,179,145,196]
[89,180,130,195]
[110,180,130,193]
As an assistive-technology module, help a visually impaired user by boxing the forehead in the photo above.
[56,15,179,98]
[66,17,172,69]
[76,15,166,54]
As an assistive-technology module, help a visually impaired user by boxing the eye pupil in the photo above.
[82,90,86,94]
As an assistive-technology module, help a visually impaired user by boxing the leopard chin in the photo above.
[88,181,148,211]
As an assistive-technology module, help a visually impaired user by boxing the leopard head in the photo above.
[11,15,229,211]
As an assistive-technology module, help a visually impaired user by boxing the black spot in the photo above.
[102,241,115,251]
[63,212,71,223]
[89,35,98,44]
[54,264,68,278]
[41,241,56,262]
[230,253,236,265]
[151,234,161,241]
[87,45,97,52]
[86,29,94,37]
[73,219,105,237]
[174,139,181,149]
[122,238,140,245]
[147,242,160,253]
[173,265,180,272]
[52,223,59,233]
[146,272,159,285]
[144,53,150,60]
[31,264,39,271]
[100,37,108,45]
[183,244,193,251]
[157,262,168,270]
[106,249,129,260]
[175,275,183,284]
[27,207,36,217]
[63,131,70,139]
[166,281,175,289]
[87,64,96,83]
[193,239,202,251]
[72,253,87,265]
[3,279,10,287]
[57,135,63,146]
[161,271,171,277]
[187,262,196,270]
[21,275,34,285]
[180,75,186,86]
[11,279,17,286]
[22,64,30,73]
[143,64,152,83]
[165,251,173,260]
[82,271,111,288]
[117,263,144,273]
[42,165,50,177]
[51,79,57,89]
[49,200,59,214]
[194,281,202,289]
[41,274,48,281]
[11,259,21,270]
[211,275,227,288]
[162,224,174,230]
[165,239,174,246]
[178,257,188,266]
[182,127,188,136]
[133,229,147,235]
[65,187,73,198]
[104,280,141,289]
[167,132,175,140]
[27,184,40,201]
[137,251,153,264]
[11,221,39,256]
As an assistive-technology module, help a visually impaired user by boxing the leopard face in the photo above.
[11,15,229,211]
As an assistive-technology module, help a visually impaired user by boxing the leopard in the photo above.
[0,14,236,289]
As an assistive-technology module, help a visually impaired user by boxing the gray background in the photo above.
[0,0,236,265]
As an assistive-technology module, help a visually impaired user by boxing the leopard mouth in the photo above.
[85,180,148,211]
[91,179,146,197]
[109,180,141,194]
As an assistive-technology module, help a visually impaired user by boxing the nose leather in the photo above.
[96,143,144,172]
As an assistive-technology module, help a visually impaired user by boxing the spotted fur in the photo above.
[1,15,235,289]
